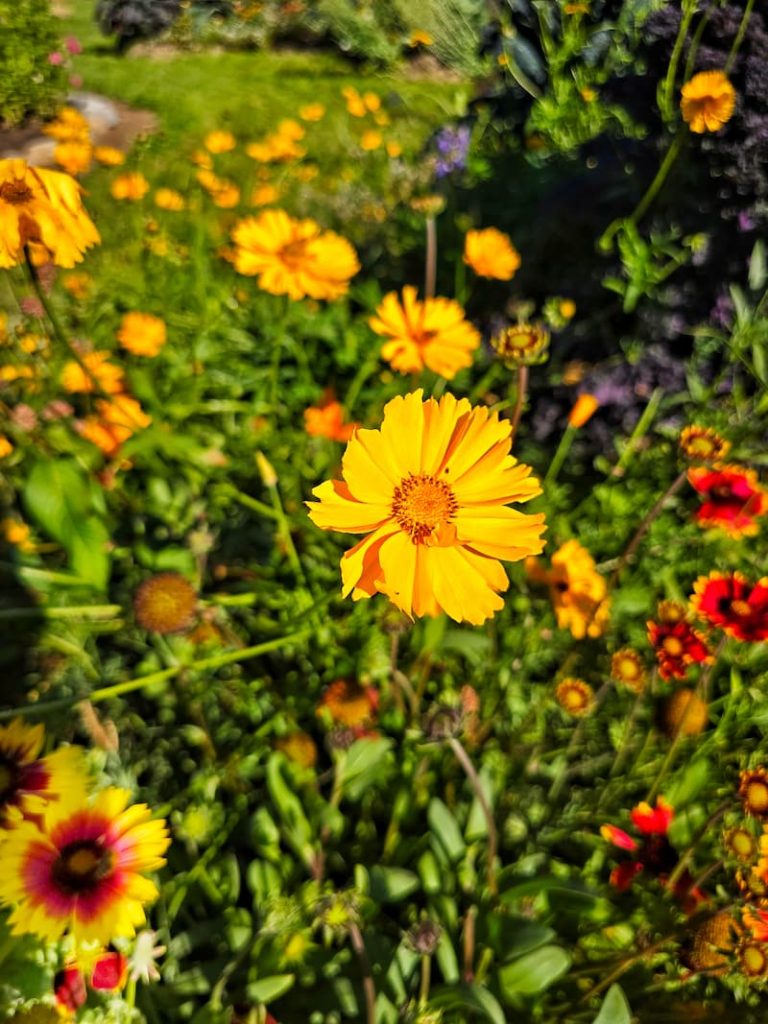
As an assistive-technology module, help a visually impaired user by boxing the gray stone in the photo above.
[68,91,120,130]
[23,139,57,167]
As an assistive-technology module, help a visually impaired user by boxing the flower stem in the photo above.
[348,922,376,1024]
[419,954,431,1007]
[0,629,311,722]
[447,736,498,895]
[611,469,688,584]
[0,604,122,621]
[666,800,730,892]
[509,365,529,442]
[660,1,697,122]
[425,215,437,300]
[725,0,755,74]
[544,424,577,485]
[631,133,683,226]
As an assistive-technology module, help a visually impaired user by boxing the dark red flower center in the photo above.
[53,840,114,893]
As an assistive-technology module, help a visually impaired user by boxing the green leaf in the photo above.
[246,974,295,1003]
[592,984,631,1024]
[466,768,494,841]
[498,946,571,1006]
[428,798,466,863]
[435,928,460,984]
[431,983,506,1024]
[336,736,393,801]
[67,515,110,590]
[266,754,313,863]
[666,757,709,807]
[749,240,767,291]
[369,865,420,903]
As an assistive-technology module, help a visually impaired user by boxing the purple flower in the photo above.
[434,124,471,179]
[710,292,735,329]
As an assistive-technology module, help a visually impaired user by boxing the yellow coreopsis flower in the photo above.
[117,312,167,357]
[93,146,126,167]
[111,172,149,201]
[54,141,93,176]
[463,228,521,281]
[526,539,610,638]
[361,130,383,151]
[681,70,736,134]
[61,351,125,395]
[370,286,480,380]
[307,390,547,625]
[230,209,360,301]
[78,394,151,456]
[0,435,13,458]
[204,130,236,153]
[154,188,186,212]
[299,103,326,122]
[0,159,100,269]
[0,787,169,944]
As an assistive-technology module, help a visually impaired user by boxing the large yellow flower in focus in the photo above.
[307,390,547,625]
[526,538,610,638]
[680,70,736,134]
[370,286,480,380]
[230,209,360,301]
[463,228,521,281]
[0,787,170,945]
[0,159,100,269]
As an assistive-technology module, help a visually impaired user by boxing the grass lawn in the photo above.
[56,0,470,167]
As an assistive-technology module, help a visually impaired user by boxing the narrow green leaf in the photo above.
[592,983,632,1024]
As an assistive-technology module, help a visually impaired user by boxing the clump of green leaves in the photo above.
[0,0,66,127]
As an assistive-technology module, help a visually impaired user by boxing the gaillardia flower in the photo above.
[0,719,87,827]
[679,425,730,463]
[307,390,546,625]
[0,787,169,944]
[491,323,549,367]
[0,158,100,269]
[680,70,736,134]
[526,539,609,638]
[555,678,594,716]
[647,609,711,680]
[370,287,480,379]
[692,571,768,643]
[317,680,379,731]
[463,228,521,280]
[687,464,768,537]
[610,649,646,692]
[740,767,768,819]
[230,210,359,300]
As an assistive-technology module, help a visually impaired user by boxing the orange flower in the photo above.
[117,312,167,357]
[361,130,382,152]
[555,678,594,716]
[386,141,402,158]
[692,571,768,643]
[78,394,151,456]
[317,680,378,728]
[370,286,480,380]
[93,146,125,167]
[681,70,736,134]
[463,228,521,280]
[61,351,124,395]
[610,649,646,692]
[647,614,711,680]
[250,184,280,207]
[299,103,326,122]
[134,573,197,633]
[154,188,186,212]
[568,393,599,428]
[111,172,149,202]
[204,130,236,153]
[526,539,609,638]
[304,392,357,442]
[54,142,92,176]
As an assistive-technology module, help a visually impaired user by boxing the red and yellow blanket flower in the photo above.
[0,787,170,944]
[526,538,610,638]
[370,286,481,380]
[0,719,87,828]
[647,601,711,680]
[692,571,768,643]
[687,464,768,537]
[0,158,100,269]
[679,425,730,463]
[230,209,359,301]
[307,390,546,625]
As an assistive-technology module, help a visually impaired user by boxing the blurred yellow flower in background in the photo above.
[681,70,736,133]
[463,227,521,280]
[117,312,167,357]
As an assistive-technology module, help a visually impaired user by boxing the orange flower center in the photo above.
[618,657,639,679]
[662,637,684,656]
[747,781,768,812]
[742,944,767,976]
[392,473,457,544]
[730,829,756,858]
[53,840,114,893]
[731,600,751,617]
[0,180,34,206]
[279,237,310,269]
[561,687,587,710]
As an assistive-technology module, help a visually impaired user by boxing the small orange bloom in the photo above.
[111,172,149,202]
[463,228,521,281]
[93,146,125,167]
[204,130,236,154]
[681,70,736,134]
[78,394,151,456]
[61,351,124,395]
[304,392,358,442]
[154,188,186,212]
[317,680,378,729]
[568,393,599,428]
[117,312,167,357]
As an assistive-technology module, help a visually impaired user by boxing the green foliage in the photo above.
[0,0,66,127]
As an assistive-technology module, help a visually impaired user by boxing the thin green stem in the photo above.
[425,216,437,300]
[509,365,529,442]
[660,1,697,121]
[0,630,311,722]
[725,0,755,74]
[0,604,122,621]
[632,134,683,226]
[544,424,577,486]
[448,736,498,896]
[610,469,687,584]
[419,954,431,1008]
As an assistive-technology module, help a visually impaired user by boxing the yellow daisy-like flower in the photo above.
[299,103,326,122]
[230,209,360,301]
[361,130,382,151]
[555,678,594,716]
[54,142,93,177]
[307,390,547,625]
[250,183,280,207]
[0,719,87,827]
[133,573,197,634]
[409,29,434,47]
[526,538,610,638]
[680,70,736,134]
[117,312,167,358]
[0,436,13,458]
[204,130,236,154]
[740,767,768,819]
[2,518,34,552]
[386,141,402,158]
[724,825,758,863]
[93,146,125,167]
[60,351,124,395]
[110,172,149,202]
[679,425,730,463]
[0,158,100,269]
[610,649,646,692]
[0,787,169,944]
[370,286,481,380]
[78,394,151,457]
[43,107,90,143]
[463,228,521,281]
[154,188,186,212]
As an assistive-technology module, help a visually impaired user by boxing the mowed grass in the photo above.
[57,0,469,168]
